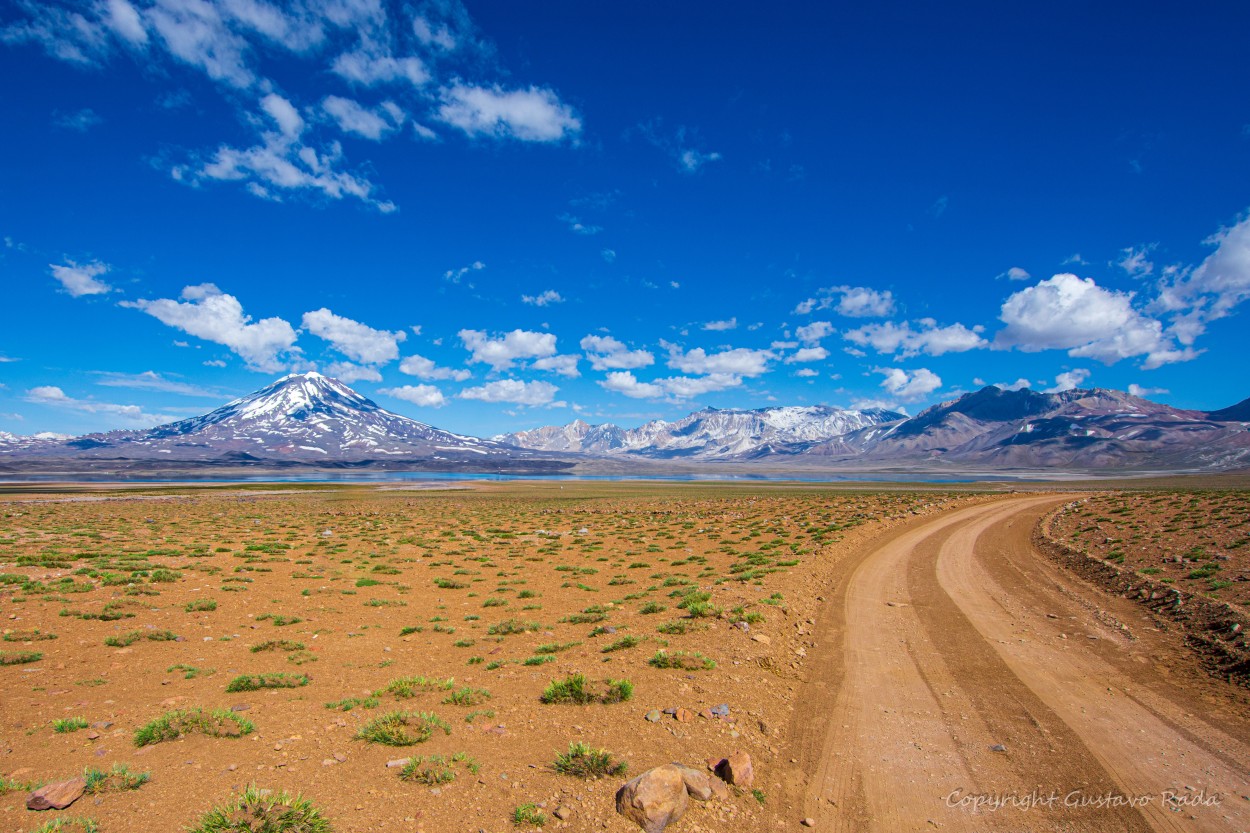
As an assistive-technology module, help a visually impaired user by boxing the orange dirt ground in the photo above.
[4,482,1249,833]
[0,482,978,832]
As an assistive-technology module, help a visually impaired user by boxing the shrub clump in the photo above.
[186,785,331,833]
[487,618,541,636]
[134,708,254,747]
[399,752,479,785]
[648,650,716,671]
[225,673,310,693]
[355,711,451,746]
[375,675,454,699]
[52,717,89,733]
[83,763,149,794]
[552,741,628,778]
[0,650,43,665]
[540,674,633,705]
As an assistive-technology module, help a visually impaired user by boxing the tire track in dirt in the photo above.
[783,496,1250,832]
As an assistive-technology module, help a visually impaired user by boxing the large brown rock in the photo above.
[616,764,690,833]
[27,777,85,811]
[670,763,713,801]
[714,750,754,788]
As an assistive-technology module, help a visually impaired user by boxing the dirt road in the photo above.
[782,495,1250,832]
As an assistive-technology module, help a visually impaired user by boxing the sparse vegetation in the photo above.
[355,711,451,746]
[399,752,479,785]
[52,716,89,733]
[134,708,253,747]
[83,763,150,793]
[552,741,628,777]
[186,786,331,833]
[512,803,546,827]
[225,672,310,692]
[540,673,633,704]
[649,650,716,670]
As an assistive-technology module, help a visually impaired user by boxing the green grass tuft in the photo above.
[133,708,253,747]
[512,803,546,827]
[83,763,150,794]
[649,650,716,670]
[355,711,451,746]
[552,741,627,778]
[225,672,310,693]
[186,785,331,833]
[398,752,479,785]
[52,716,89,733]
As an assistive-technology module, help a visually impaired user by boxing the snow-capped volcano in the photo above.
[5,372,553,468]
[134,371,497,459]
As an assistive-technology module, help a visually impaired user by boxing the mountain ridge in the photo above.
[1,375,1247,475]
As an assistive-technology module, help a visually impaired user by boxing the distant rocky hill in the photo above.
[503,386,1250,472]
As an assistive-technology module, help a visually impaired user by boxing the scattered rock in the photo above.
[616,764,689,833]
[333,752,347,763]
[699,709,714,720]
[386,758,411,768]
[710,703,729,717]
[674,708,695,723]
[230,704,251,712]
[553,805,572,820]
[27,777,85,811]
[801,817,816,827]
[714,750,754,788]
[989,744,1007,753]
[751,634,771,645]
[86,731,100,740]
[645,710,662,723]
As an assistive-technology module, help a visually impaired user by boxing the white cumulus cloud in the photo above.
[459,379,558,406]
[399,354,471,382]
[702,317,737,332]
[381,384,446,407]
[876,367,942,401]
[322,95,404,140]
[24,385,176,426]
[437,83,580,142]
[795,285,896,318]
[122,283,298,372]
[531,354,580,377]
[459,329,558,371]
[580,335,654,371]
[997,273,1194,369]
[598,371,741,400]
[785,346,829,363]
[522,289,564,307]
[50,259,113,297]
[301,308,405,365]
[845,319,986,357]
[322,361,382,383]
[795,321,835,343]
[1044,369,1091,393]
[664,343,773,377]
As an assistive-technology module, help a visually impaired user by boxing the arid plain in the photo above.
[1,481,1248,833]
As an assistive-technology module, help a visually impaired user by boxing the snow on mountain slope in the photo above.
[36,372,523,463]
[497,405,904,459]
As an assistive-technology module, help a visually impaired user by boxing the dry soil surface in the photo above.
[778,494,1250,832]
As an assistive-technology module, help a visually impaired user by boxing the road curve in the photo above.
[782,495,1250,832]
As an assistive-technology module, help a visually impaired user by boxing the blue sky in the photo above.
[2,1,1249,439]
